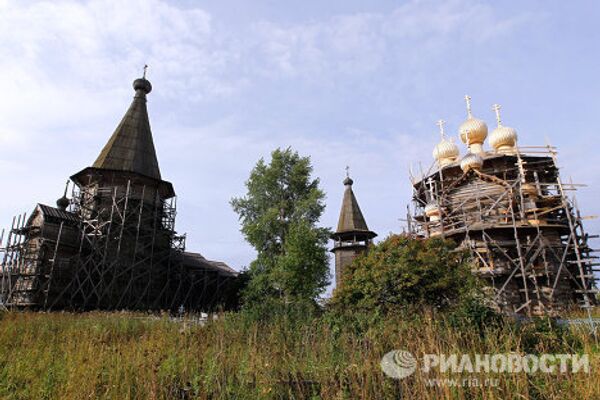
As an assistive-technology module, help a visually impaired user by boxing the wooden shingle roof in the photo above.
[333,176,376,238]
[92,78,161,180]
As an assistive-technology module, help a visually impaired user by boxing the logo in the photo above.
[380,350,590,386]
[380,350,417,379]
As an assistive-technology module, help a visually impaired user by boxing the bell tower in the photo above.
[331,170,377,288]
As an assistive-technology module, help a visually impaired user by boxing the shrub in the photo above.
[447,294,504,333]
[330,234,478,315]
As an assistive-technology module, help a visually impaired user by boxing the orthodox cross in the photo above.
[345,165,350,178]
[436,119,446,140]
[492,104,502,126]
[464,94,473,118]
[426,177,436,200]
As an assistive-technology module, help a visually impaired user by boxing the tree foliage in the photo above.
[231,148,331,307]
[331,234,476,315]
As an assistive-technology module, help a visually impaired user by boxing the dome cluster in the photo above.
[432,96,519,170]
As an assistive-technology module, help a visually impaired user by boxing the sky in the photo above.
[1,0,600,292]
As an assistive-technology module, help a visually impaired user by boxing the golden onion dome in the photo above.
[489,126,517,151]
[459,96,488,145]
[433,138,459,161]
[489,104,517,153]
[432,119,459,166]
[459,118,488,145]
[460,152,484,173]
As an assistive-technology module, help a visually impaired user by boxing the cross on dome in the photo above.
[492,104,503,126]
[436,119,446,139]
[465,95,473,118]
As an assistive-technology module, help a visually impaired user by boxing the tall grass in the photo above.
[0,310,597,399]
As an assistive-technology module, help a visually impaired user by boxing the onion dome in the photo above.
[489,104,517,153]
[133,64,152,95]
[432,120,459,166]
[133,77,152,94]
[56,181,70,211]
[459,95,488,153]
[424,202,441,220]
[460,152,484,173]
[433,139,459,165]
[489,126,517,152]
[56,195,69,211]
[459,118,488,145]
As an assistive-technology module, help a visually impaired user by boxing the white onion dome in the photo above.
[424,202,441,217]
[432,138,459,163]
[459,117,488,145]
[489,125,517,153]
[460,152,484,173]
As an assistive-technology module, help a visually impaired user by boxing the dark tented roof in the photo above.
[335,178,373,234]
[92,78,161,180]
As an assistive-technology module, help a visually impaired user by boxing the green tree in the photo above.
[331,234,476,315]
[231,148,331,308]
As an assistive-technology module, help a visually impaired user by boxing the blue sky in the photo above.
[1,0,599,290]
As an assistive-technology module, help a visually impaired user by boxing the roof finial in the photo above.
[343,166,353,186]
[492,104,502,126]
[133,66,152,95]
[465,95,473,118]
[56,180,70,211]
[436,119,446,140]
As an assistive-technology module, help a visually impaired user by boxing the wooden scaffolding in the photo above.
[0,179,236,311]
[408,145,598,316]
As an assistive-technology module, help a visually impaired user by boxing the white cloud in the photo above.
[0,0,241,132]
[0,0,550,275]
[250,0,532,80]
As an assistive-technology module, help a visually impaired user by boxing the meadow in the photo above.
[0,310,598,400]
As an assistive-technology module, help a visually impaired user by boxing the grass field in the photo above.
[0,310,598,399]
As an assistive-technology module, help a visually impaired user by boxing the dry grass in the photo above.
[0,311,598,399]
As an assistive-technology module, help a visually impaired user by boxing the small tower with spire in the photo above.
[331,168,377,288]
